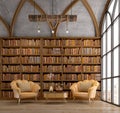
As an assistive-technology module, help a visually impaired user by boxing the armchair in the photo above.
[10,79,40,103]
[70,79,99,102]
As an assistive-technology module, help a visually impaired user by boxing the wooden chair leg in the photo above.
[17,98,21,103]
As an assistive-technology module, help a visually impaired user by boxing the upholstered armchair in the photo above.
[10,79,40,103]
[70,79,99,102]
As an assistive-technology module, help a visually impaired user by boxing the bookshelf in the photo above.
[0,37,101,99]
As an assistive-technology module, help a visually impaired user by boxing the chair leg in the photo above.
[89,98,91,103]
[35,97,37,101]
[17,98,21,103]
[89,98,94,103]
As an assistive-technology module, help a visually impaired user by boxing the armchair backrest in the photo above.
[11,79,40,92]
[77,80,99,92]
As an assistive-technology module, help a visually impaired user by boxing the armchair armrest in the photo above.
[70,83,78,95]
[31,83,41,92]
[88,86,97,99]
[10,82,21,94]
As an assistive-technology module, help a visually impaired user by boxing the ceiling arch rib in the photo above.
[54,0,79,37]
[55,0,100,37]
[28,0,46,15]
[99,0,111,34]
[10,0,46,37]
[10,0,26,36]
[0,15,10,36]
[81,0,100,37]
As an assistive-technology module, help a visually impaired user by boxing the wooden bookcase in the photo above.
[0,37,101,99]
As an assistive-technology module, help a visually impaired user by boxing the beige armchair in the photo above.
[70,79,99,102]
[10,79,40,103]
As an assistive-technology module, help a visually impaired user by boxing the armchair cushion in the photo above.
[17,81,31,92]
[79,82,92,92]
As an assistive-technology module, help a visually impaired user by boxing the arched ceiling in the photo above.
[0,0,109,37]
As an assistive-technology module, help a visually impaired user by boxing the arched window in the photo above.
[101,0,120,106]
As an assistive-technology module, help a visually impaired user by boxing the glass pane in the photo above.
[113,18,119,47]
[113,47,119,76]
[107,27,111,52]
[107,13,111,28]
[113,77,119,105]
[103,56,106,78]
[102,17,107,33]
[102,80,106,101]
[107,53,111,77]
[108,0,115,15]
[107,79,111,102]
[102,33,106,55]
[113,0,119,19]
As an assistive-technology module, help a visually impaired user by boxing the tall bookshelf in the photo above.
[0,37,101,99]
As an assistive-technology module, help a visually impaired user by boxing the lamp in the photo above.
[29,0,77,34]
[37,15,41,33]
[66,15,69,34]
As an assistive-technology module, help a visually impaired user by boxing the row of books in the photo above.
[2,39,20,46]
[43,40,62,46]
[2,39,41,47]
[21,57,40,63]
[2,38,100,47]
[63,56,100,64]
[2,65,100,72]
[2,74,21,81]
[43,74,61,81]
[63,65,82,72]
[81,57,100,64]
[2,48,100,55]
[1,73,100,81]
[62,74,78,80]
[21,66,40,72]
[43,48,62,54]
[63,56,81,63]
[63,65,100,72]
[2,49,20,55]
[43,48,100,55]
[2,65,40,72]
[43,57,62,63]
[43,56,100,64]
[2,56,40,64]
[64,48,81,54]
[1,91,14,99]
[62,40,82,46]
[21,49,40,55]
[83,66,100,72]
[2,74,40,81]
[42,66,62,72]
[2,65,20,72]
[2,57,20,64]
[2,48,40,55]
[1,83,11,89]
[81,48,100,55]
[2,56,100,65]
[21,39,40,46]
[83,39,100,46]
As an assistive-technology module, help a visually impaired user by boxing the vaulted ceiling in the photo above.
[0,0,110,37]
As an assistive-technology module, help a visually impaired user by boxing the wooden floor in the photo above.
[0,100,120,113]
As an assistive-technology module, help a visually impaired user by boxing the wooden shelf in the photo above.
[0,37,101,99]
